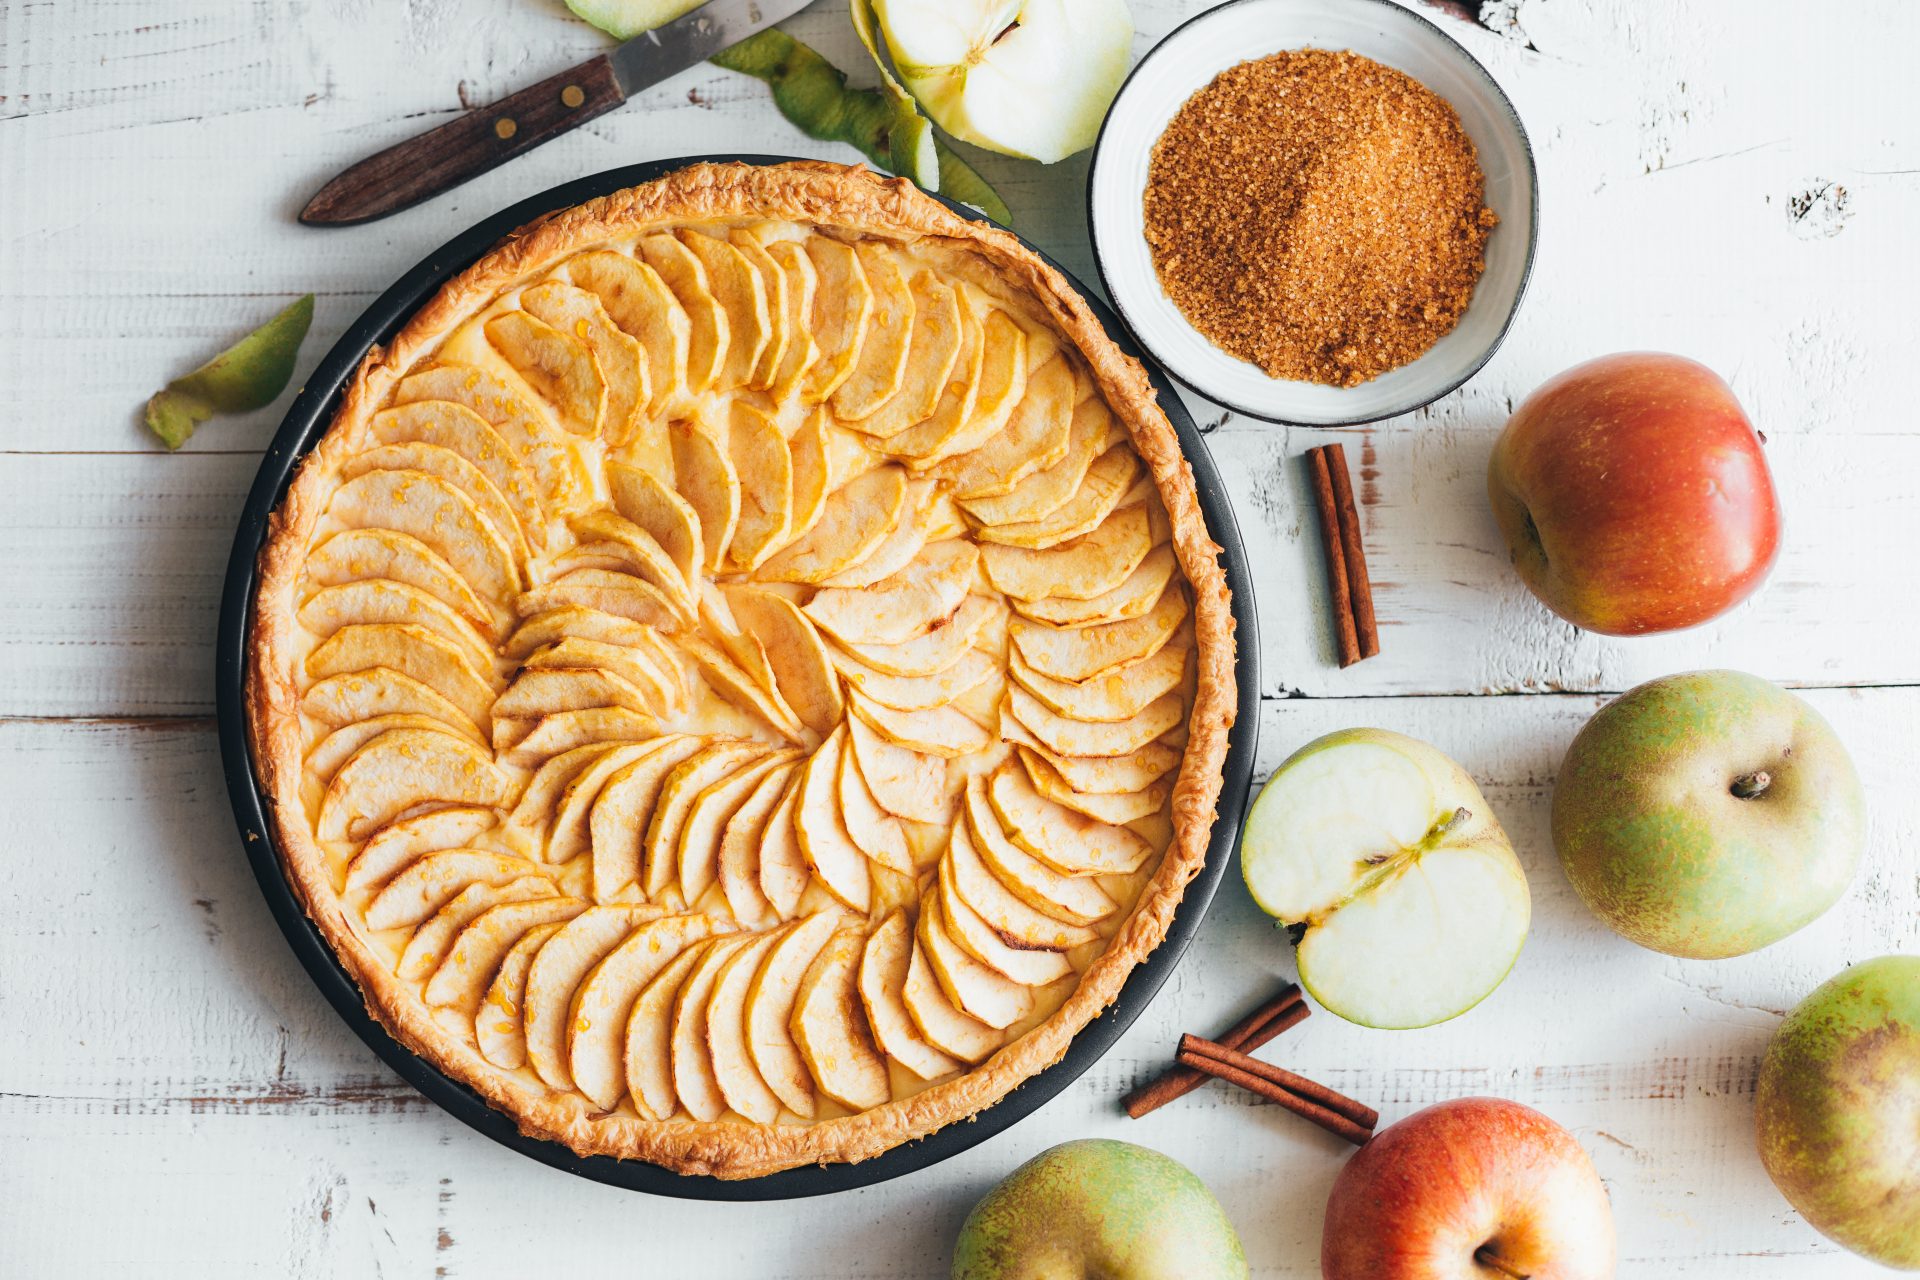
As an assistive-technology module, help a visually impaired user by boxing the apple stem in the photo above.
[1731,770,1772,800]
[1428,807,1471,842]
[1473,1246,1531,1279]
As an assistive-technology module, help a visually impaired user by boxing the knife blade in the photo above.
[300,0,813,226]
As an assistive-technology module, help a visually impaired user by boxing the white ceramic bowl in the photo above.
[1088,0,1537,425]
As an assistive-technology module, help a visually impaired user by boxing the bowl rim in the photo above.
[213,154,1262,1201]
[1086,0,1540,427]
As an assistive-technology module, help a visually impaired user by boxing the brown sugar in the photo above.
[1143,49,1498,387]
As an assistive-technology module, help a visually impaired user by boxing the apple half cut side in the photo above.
[1241,729,1531,1030]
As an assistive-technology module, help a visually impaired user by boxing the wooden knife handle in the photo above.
[300,55,625,226]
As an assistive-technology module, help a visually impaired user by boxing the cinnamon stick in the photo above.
[1321,443,1380,660]
[1122,985,1307,1118]
[1179,1034,1379,1131]
[1307,447,1360,666]
[1175,1050,1374,1146]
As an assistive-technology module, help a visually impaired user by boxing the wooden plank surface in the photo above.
[3,0,1916,1275]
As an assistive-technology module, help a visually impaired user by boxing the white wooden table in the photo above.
[4,1,1916,1274]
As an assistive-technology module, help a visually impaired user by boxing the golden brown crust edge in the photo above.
[245,161,1238,1179]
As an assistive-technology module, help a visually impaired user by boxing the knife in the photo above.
[300,0,812,226]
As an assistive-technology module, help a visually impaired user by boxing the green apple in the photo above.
[868,0,1135,163]
[1756,955,1920,1269]
[1240,729,1531,1030]
[1552,670,1864,959]
[950,1139,1247,1279]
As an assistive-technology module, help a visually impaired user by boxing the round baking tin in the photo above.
[215,155,1260,1199]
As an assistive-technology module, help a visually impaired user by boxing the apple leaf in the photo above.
[145,294,314,450]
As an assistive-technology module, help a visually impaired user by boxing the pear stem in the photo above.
[1731,771,1772,800]
[1473,1246,1531,1279]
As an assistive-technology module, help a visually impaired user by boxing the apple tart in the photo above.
[249,161,1235,1178]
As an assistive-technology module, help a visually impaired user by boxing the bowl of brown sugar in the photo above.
[1087,0,1537,425]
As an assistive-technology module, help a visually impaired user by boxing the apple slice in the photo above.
[836,727,913,874]
[791,925,892,1111]
[934,866,1071,989]
[523,905,665,1091]
[849,693,992,759]
[498,708,660,770]
[1241,729,1532,1029]
[299,580,496,676]
[799,240,873,404]
[704,926,791,1122]
[423,896,588,1014]
[520,281,649,448]
[566,510,697,615]
[792,727,875,912]
[1006,685,1183,759]
[589,735,708,900]
[987,763,1151,876]
[625,939,713,1120]
[485,310,606,437]
[303,528,498,638]
[504,743,618,852]
[847,714,954,825]
[305,712,479,783]
[345,805,497,894]
[514,569,683,631]
[830,245,915,423]
[523,638,680,719]
[1018,746,1166,826]
[964,778,1115,926]
[1007,582,1185,682]
[679,749,802,905]
[316,727,509,843]
[721,585,843,736]
[670,933,753,1121]
[745,910,843,1117]
[758,769,814,919]
[1013,543,1177,628]
[637,233,728,394]
[545,739,674,863]
[952,786,1100,948]
[641,740,771,900]
[755,463,908,585]
[476,919,569,1071]
[1010,643,1187,723]
[849,273,963,439]
[606,460,704,591]
[392,363,595,517]
[363,850,542,931]
[859,911,963,1080]
[901,939,1002,1064]
[396,877,560,981]
[327,468,521,603]
[568,251,690,418]
[833,593,1006,678]
[719,762,799,926]
[568,912,731,1112]
[982,503,1150,605]
[668,416,741,570]
[306,622,498,729]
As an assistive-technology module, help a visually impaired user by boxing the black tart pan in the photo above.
[215,155,1261,1199]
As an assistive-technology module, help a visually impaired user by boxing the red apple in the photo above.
[1322,1097,1616,1280]
[1487,352,1780,635]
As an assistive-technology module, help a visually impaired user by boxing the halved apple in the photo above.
[866,0,1133,163]
[1241,729,1532,1030]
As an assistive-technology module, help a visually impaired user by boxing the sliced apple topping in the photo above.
[569,912,732,1111]
[637,234,729,394]
[792,925,892,1111]
[830,246,915,423]
[746,910,843,1118]
[423,896,588,1014]
[567,250,691,418]
[484,310,607,438]
[477,919,569,1071]
[519,281,650,450]
[392,363,595,516]
[316,727,510,843]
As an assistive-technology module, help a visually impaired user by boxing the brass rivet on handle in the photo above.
[561,84,586,109]
[494,117,518,140]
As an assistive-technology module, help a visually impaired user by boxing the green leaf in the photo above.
[145,295,314,450]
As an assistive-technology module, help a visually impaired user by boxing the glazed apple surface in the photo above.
[1487,352,1779,636]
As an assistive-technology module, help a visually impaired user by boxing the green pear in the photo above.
[951,1139,1247,1280]
[1756,955,1920,1269]
[1240,729,1531,1030]
[1552,670,1864,959]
